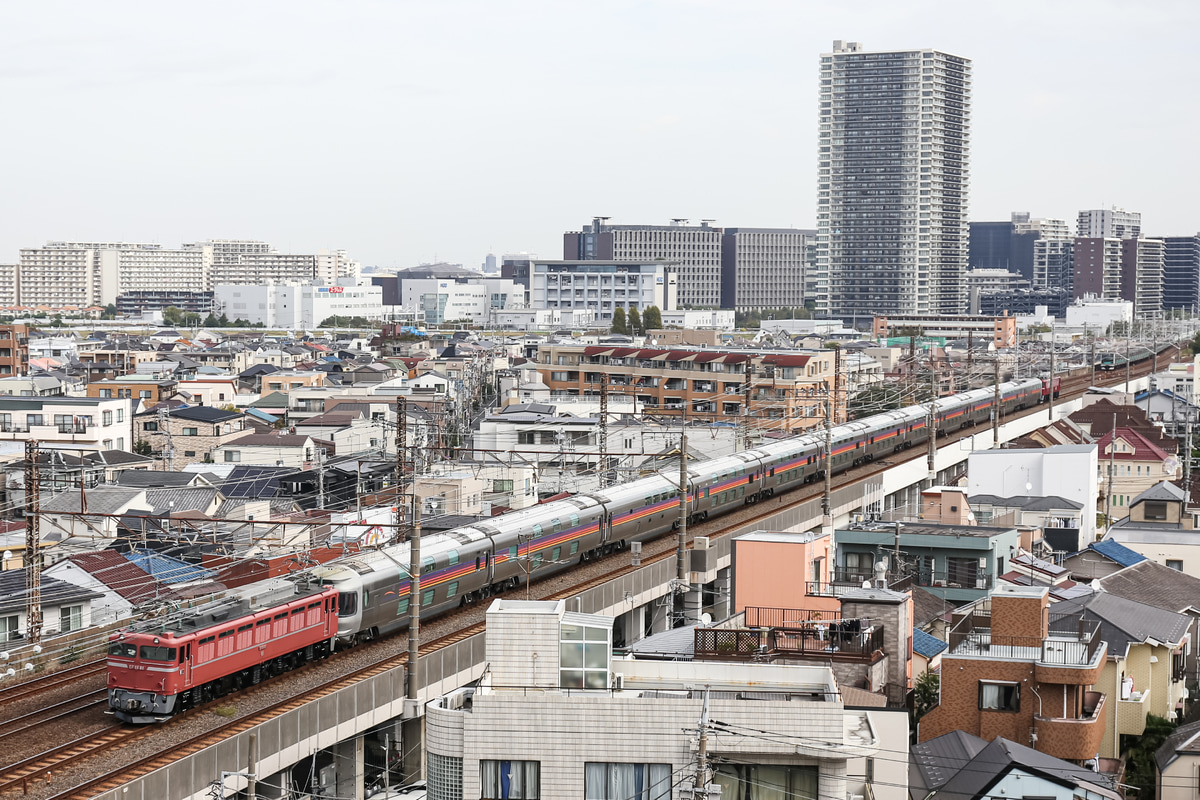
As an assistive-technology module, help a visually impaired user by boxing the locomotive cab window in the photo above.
[337,593,358,616]
[108,642,137,658]
[139,645,176,661]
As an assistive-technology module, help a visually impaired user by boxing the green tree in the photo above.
[911,669,940,729]
[162,306,184,326]
[203,313,220,328]
[628,307,641,335]
[100,303,118,320]
[1124,714,1176,800]
[642,305,662,330]
[217,313,230,327]
[133,439,154,456]
[611,307,628,335]
[49,315,63,328]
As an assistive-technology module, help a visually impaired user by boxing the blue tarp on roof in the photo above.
[244,407,280,424]
[913,628,949,659]
[1090,539,1148,568]
[123,548,215,584]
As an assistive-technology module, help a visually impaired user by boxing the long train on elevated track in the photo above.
[103,356,1144,721]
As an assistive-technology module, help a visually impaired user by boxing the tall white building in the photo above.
[0,264,18,308]
[213,281,384,328]
[18,244,116,308]
[103,244,212,296]
[1077,207,1141,240]
[816,41,972,319]
[565,218,721,308]
[192,239,273,286]
[399,276,519,325]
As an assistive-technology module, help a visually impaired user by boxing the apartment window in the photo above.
[224,451,241,463]
[560,621,609,689]
[116,409,124,423]
[979,681,1020,711]
[1144,501,1168,521]
[98,389,113,398]
[183,427,198,436]
[183,450,196,457]
[493,479,514,493]
[26,414,42,427]
[268,382,282,390]
[1167,559,1184,571]
[143,421,158,432]
[947,557,980,587]
[0,615,18,642]
[139,390,151,399]
[102,411,113,426]
[713,764,818,800]
[584,763,671,800]
[59,605,83,633]
[480,760,540,799]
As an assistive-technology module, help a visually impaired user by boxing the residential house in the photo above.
[213,434,321,469]
[967,494,1085,556]
[0,323,30,376]
[1096,428,1179,521]
[836,521,1021,605]
[43,549,171,625]
[1052,590,1190,757]
[919,584,1109,762]
[913,628,947,676]
[86,375,179,404]
[134,404,249,468]
[0,375,64,397]
[175,377,240,407]
[1070,398,1179,456]
[0,396,134,451]
[425,599,909,800]
[0,569,103,642]
[967,445,1100,543]
[293,410,385,457]
[1136,388,1199,439]
[1062,540,1147,583]
[912,732,1119,800]
[1156,719,1200,800]
[1103,482,1200,572]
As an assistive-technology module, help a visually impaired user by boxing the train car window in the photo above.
[337,593,358,616]
[274,612,288,621]
[422,589,435,606]
[447,550,459,566]
[570,513,580,526]
[180,647,188,663]
[397,598,409,615]
[532,524,543,536]
[364,589,371,606]
[446,581,458,598]
[238,623,252,631]
[532,553,544,570]
[570,541,579,556]
[422,557,436,574]
[552,546,562,561]
[218,630,235,657]
[475,556,481,570]
[139,645,176,661]
[509,546,518,560]
[108,642,137,658]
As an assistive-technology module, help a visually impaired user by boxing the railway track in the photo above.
[0,690,108,754]
[11,344,1173,800]
[0,661,106,705]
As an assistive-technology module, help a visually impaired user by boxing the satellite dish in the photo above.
[700,613,712,626]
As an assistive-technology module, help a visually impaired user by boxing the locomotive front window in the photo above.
[337,593,358,616]
[139,645,177,661]
[108,642,137,658]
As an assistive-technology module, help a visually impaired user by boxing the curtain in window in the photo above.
[481,760,539,799]
[585,763,671,800]
[713,764,818,800]
[980,683,1005,709]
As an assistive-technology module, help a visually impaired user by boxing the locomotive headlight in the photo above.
[153,637,160,644]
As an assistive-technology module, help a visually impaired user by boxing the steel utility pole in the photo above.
[822,390,833,524]
[406,501,422,701]
[24,440,42,645]
[926,366,937,488]
[395,396,407,541]
[676,433,688,585]
[1048,324,1056,422]
[992,358,1001,447]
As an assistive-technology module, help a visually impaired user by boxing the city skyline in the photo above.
[1,1,1197,273]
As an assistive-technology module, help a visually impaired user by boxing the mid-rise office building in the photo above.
[564,218,721,308]
[399,275,518,326]
[968,221,1015,272]
[530,261,675,323]
[816,41,971,319]
[720,227,815,311]
[1072,238,1123,301]
[1120,237,1165,318]
[1078,207,1141,240]
[1033,238,1074,293]
[972,213,1071,286]
[214,281,385,328]
[1163,235,1200,312]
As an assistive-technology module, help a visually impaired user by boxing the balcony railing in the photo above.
[948,610,1103,666]
[833,567,993,591]
[694,622,883,662]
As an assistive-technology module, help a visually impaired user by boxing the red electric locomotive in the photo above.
[1041,376,1061,399]
[107,582,338,723]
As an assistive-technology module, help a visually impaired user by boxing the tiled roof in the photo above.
[1096,427,1171,462]
[122,548,215,585]
[42,486,144,515]
[1097,560,1200,613]
[226,434,312,447]
[1157,719,1200,772]
[65,550,162,604]
[1129,480,1186,505]
[0,570,104,615]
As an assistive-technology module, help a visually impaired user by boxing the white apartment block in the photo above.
[817,42,972,319]
[1078,207,1141,239]
[1126,237,1165,318]
[190,239,272,287]
[104,244,212,296]
[0,396,134,452]
[400,277,519,325]
[425,600,908,800]
[214,282,385,328]
[1033,238,1075,292]
[1013,213,1071,241]
[210,249,360,287]
[18,245,116,308]
[530,261,675,323]
[567,218,722,308]
[0,264,18,307]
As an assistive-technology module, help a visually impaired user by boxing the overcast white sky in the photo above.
[2,0,1197,270]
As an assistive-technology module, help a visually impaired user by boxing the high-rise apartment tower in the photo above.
[816,41,971,319]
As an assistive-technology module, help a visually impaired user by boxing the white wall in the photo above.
[968,445,1099,540]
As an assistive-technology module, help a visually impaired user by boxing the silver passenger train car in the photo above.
[315,378,1048,645]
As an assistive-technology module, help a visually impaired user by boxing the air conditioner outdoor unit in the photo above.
[933,579,947,587]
